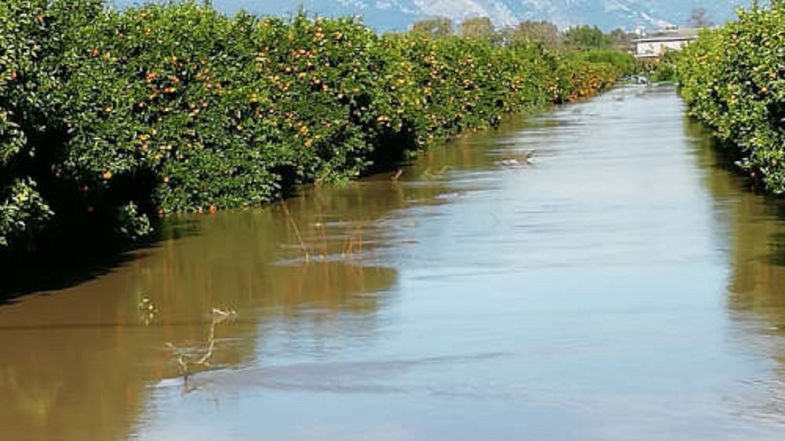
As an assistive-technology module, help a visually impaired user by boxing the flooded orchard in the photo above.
[3,86,785,440]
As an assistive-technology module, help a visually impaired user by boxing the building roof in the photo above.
[634,28,700,43]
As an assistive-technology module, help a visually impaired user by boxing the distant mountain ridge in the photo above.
[113,0,753,32]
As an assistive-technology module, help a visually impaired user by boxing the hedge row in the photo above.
[677,1,785,194]
[0,0,631,252]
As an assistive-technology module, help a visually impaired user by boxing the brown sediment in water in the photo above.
[3,86,785,441]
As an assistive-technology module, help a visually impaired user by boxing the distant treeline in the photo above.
[0,0,633,254]
[410,16,638,52]
[677,1,785,195]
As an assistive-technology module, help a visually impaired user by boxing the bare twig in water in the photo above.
[520,150,537,163]
[342,221,367,260]
[195,308,235,365]
[165,307,237,382]
[391,169,403,182]
[282,201,311,262]
[498,150,537,167]
[165,343,190,376]
[421,166,451,180]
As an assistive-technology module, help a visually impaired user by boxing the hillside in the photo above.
[115,0,754,31]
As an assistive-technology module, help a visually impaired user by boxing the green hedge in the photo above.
[0,1,631,252]
[678,2,785,194]
[635,50,679,83]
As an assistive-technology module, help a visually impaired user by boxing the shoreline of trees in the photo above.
[0,0,634,257]
[677,1,785,195]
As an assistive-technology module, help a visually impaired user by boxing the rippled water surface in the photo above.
[3,86,785,440]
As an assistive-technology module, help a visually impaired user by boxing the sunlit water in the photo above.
[3,86,785,441]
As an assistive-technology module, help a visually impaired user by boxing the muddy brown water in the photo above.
[3,86,785,441]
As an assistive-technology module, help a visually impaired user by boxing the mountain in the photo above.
[112,0,754,32]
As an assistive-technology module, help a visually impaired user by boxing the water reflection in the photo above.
[0,112,522,441]
[684,118,785,423]
[685,117,785,324]
[5,87,785,441]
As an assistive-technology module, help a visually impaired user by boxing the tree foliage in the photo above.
[564,25,612,49]
[505,20,562,46]
[688,7,714,28]
[0,1,632,253]
[678,1,785,194]
[608,28,635,51]
[459,17,494,40]
[410,17,453,38]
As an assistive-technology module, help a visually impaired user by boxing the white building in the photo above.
[634,28,699,59]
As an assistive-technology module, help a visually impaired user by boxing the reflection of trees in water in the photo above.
[685,117,785,418]
[686,117,785,421]
[0,286,161,441]
[0,117,525,441]
[0,197,401,441]
[684,117,785,313]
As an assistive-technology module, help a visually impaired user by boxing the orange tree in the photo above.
[678,1,785,194]
[1,0,632,253]
[1,0,104,250]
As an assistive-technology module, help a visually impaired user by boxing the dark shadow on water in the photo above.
[0,248,136,305]
[0,217,202,304]
[0,146,411,305]
[685,115,785,318]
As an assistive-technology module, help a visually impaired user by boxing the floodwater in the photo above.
[3,86,785,441]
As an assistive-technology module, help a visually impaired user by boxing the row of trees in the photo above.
[0,0,633,254]
[410,7,716,50]
[677,1,785,195]
[410,17,635,51]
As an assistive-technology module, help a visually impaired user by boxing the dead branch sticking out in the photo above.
[282,201,311,262]
[166,307,237,383]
